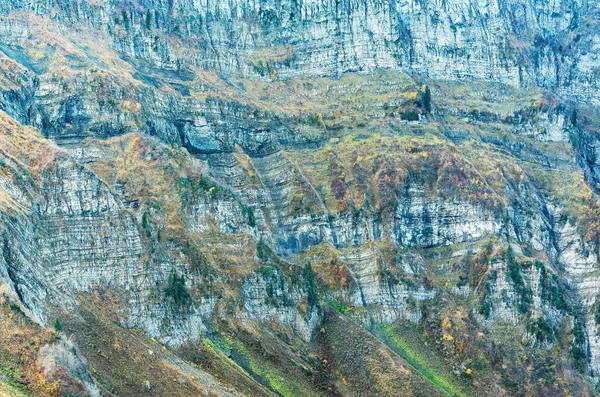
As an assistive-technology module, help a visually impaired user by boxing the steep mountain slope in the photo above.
[0,1,599,396]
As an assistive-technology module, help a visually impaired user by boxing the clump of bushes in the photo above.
[241,205,256,227]
[527,317,554,343]
[571,319,587,370]
[53,318,62,332]
[594,297,600,325]
[165,273,192,307]
[479,270,497,319]
[304,262,318,308]
[397,85,432,121]
[505,247,532,315]
[536,261,570,313]
[256,239,274,263]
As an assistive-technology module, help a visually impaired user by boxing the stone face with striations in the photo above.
[0,1,599,396]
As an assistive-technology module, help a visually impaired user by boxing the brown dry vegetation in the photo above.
[0,295,58,397]
[0,111,58,213]
[88,134,190,234]
[314,306,444,397]
[292,132,507,215]
[0,111,57,176]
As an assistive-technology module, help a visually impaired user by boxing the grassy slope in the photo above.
[314,306,447,397]
[0,383,29,397]
[61,295,274,397]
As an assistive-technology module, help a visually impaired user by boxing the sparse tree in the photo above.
[424,85,432,113]
[571,108,578,126]
[53,317,62,332]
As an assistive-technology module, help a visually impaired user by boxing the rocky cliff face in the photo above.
[0,1,600,397]
[2,0,598,103]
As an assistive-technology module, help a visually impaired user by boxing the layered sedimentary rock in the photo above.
[1,0,597,103]
[0,1,599,396]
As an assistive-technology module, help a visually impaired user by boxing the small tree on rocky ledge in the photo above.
[304,262,318,307]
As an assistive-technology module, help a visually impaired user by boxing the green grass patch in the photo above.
[201,337,247,374]
[213,330,319,397]
[240,344,311,397]
[379,323,468,397]
[0,381,30,397]
[327,299,353,315]
[0,367,32,397]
